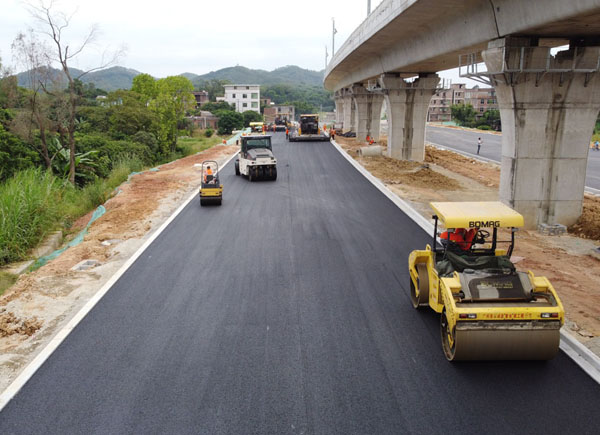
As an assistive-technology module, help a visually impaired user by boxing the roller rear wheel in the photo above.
[441,310,457,361]
[410,263,429,309]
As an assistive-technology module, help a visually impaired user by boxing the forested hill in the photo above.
[183,65,325,87]
[17,65,325,92]
[16,66,141,92]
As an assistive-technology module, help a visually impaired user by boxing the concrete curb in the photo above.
[0,151,238,413]
[330,138,600,384]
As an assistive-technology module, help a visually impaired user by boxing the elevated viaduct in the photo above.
[324,0,600,227]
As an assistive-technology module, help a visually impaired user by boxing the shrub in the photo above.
[204,128,214,138]
[477,125,492,130]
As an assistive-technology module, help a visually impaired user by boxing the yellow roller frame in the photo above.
[407,202,565,361]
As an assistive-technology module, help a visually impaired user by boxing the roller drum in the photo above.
[442,318,560,361]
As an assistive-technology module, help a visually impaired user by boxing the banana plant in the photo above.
[50,138,100,185]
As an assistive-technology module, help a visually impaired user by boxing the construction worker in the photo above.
[330,128,335,140]
[440,228,478,251]
[204,166,213,183]
[285,127,289,140]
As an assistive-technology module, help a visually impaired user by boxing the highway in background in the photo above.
[1,132,599,434]
[426,125,600,192]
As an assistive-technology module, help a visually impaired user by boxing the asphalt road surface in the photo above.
[1,132,599,434]
[426,125,600,191]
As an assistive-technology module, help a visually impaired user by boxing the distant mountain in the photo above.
[16,66,142,92]
[84,66,141,91]
[15,64,326,93]
[188,65,325,87]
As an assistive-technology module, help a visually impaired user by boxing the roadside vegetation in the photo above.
[593,116,600,142]
[450,103,500,131]
[0,3,225,268]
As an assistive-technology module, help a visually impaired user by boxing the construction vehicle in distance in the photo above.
[199,160,223,206]
[273,115,288,131]
[288,114,329,142]
[408,201,564,361]
[234,134,277,181]
[249,122,265,134]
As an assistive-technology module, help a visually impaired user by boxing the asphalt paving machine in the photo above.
[234,134,277,181]
[274,115,288,132]
[288,114,329,142]
[199,160,223,206]
[408,201,564,361]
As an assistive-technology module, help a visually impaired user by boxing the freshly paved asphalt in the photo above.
[1,132,599,434]
[426,125,600,191]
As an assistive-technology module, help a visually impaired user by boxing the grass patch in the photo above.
[0,169,62,264]
[0,156,145,266]
[177,135,223,155]
[0,271,17,296]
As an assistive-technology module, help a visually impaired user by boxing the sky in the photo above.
[0,0,471,84]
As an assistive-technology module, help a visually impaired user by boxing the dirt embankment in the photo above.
[336,136,600,341]
[0,144,236,391]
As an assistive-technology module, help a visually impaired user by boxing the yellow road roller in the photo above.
[199,160,222,206]
[408,202,564,361]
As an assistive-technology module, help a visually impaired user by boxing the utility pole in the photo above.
[332,18,337,56]
[367,0,371,15]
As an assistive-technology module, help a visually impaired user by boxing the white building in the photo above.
[223,84,261,113]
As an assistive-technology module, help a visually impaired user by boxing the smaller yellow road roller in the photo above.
[408,202,564,361]
[199,160,222,206]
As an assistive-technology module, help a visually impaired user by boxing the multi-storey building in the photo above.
[223,84,260,113]
[263,105,295,124]
[192,91,209,108]
[428,83,497,122]
[428,83,465,122]
[465,86,498,116]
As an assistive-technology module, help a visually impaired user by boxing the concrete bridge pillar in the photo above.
[334,93,343,124]
[341,89,355,132]
[351,85,371,141]
[349,85,385,141]
[379,73,439,161]
[482,38,600,227]
[369,94,384,142]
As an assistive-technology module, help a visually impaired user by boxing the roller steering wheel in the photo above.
[473,229,490,245]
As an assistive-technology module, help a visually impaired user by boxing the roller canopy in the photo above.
[430,201,524,229]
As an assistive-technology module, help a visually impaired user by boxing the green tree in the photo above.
[242,110,263,127]
[291,100,318,115]
[201,101,235,113]
[261,83,334,112]
[216,111,243,135]
[106,90,157,139]
[477,109,501,130]
[149,76,195,155]
[450,103,477,127]
[197,79,230,101]
[0,124,39,181]
[131,73,158,101]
